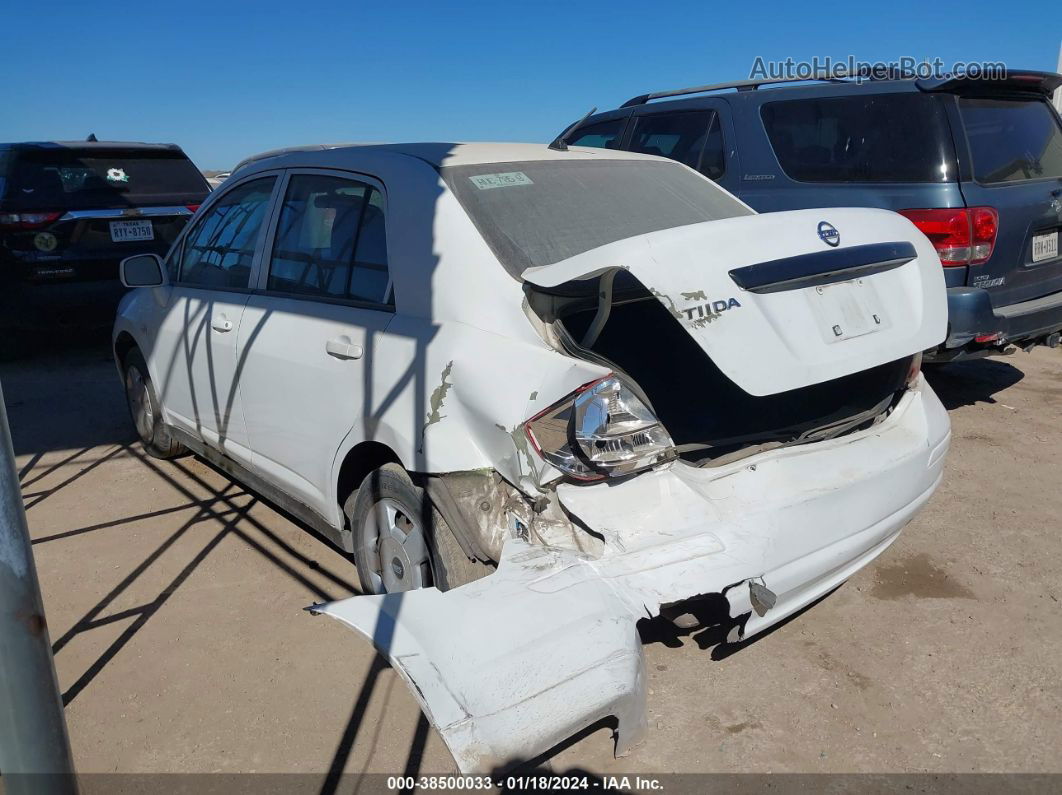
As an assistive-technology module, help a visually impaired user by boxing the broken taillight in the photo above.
[898,207,998,266]
[525,375,675,480]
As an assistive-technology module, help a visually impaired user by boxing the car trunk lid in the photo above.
[523,207,947,396]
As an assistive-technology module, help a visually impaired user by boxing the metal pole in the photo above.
[1054,41,1062,114]
[0,380,78,794]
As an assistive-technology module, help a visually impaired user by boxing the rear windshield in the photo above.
[8,148,208,209]
[444,159,752,275]
[761,93,957,183]
[958,97,1062,184]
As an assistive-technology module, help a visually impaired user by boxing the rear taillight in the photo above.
[0,211,62,230]
[969,208,998,264]
[185,204,200,214]
[898,207,998,266]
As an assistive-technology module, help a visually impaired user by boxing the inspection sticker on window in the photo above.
[468,171,533,190]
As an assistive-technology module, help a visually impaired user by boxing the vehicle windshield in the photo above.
[443,159,752,275]
[8,148,208,209]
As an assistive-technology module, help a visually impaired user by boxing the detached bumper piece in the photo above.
[312,542,649,774]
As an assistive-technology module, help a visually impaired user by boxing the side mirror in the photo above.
[120,253,165,287]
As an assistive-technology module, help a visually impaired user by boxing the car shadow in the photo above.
[922,357,1025,410]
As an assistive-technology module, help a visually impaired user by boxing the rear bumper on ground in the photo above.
[936,285,1062,357]
[314,376,950,774]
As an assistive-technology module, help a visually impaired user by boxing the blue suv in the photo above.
[555,70,1062,361]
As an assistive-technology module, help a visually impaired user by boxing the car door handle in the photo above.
[211,318,233,333]
[325,338,363,360]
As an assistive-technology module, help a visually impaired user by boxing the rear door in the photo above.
[952,94,1062,306]
[237,169,394,521]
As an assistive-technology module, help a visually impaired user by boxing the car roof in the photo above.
[234,141,663,173]
[568,69,1062,131]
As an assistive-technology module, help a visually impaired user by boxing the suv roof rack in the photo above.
[618,68,904,107]
[621,75,851,107]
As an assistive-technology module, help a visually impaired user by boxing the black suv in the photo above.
[0,140,209,341]
[556,70,1062,361]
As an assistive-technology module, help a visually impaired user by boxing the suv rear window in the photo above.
[958,97,1062,184]
[761,94,957,183]
[8,148,208,209]
[444,159,751,275]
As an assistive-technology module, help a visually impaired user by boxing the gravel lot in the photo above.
[4,337,1061,778]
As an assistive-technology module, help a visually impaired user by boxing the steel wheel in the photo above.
[359,497,432,593]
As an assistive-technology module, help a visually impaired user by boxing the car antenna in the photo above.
[86,133,98,142]
[548,107,597,151]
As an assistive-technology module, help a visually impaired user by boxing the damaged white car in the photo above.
[112,142,951,773]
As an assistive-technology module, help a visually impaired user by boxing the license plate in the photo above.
[109,219,154,242]
[1032,230,1058,263]
[809,279,886,344]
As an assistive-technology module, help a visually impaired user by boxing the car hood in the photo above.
[522,207,948,396]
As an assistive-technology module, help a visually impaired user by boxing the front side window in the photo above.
[267,174,390,305]
[959,97,1062,184]
[567,119,626,150]
[179,177,276,288]
[761,93,957,183]
[629,111,711,170]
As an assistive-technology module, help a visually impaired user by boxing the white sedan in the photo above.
[113,142,950,773]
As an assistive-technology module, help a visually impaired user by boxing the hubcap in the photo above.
[360,498,431,594]
[125,365,154,442]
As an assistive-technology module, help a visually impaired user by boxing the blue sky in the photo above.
[2,1,1059,169]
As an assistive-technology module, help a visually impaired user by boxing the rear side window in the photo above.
[761,94,957,183]
[567,119,626,149]
[959,97,1062,183]
[629,111,726,180]
[630,112,709,169]
[8,148,208,209]
[267,173,390,305]
[179,177,276,289]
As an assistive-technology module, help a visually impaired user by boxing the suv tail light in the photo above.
[898,207,998,266]
[0,211,62,230]
[185,204,201,214]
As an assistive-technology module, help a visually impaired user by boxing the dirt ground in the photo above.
[3,338,1061,779]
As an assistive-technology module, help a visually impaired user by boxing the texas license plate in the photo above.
[110,219,154,242]
[1032,230,1058,263]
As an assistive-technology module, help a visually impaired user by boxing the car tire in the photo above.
[346,463,490,594]
[122,348,185,459]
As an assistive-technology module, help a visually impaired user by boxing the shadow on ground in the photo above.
[923,357,1025,410]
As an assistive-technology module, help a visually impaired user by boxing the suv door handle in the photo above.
[211,318,233,333]
[325,338,363,360]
